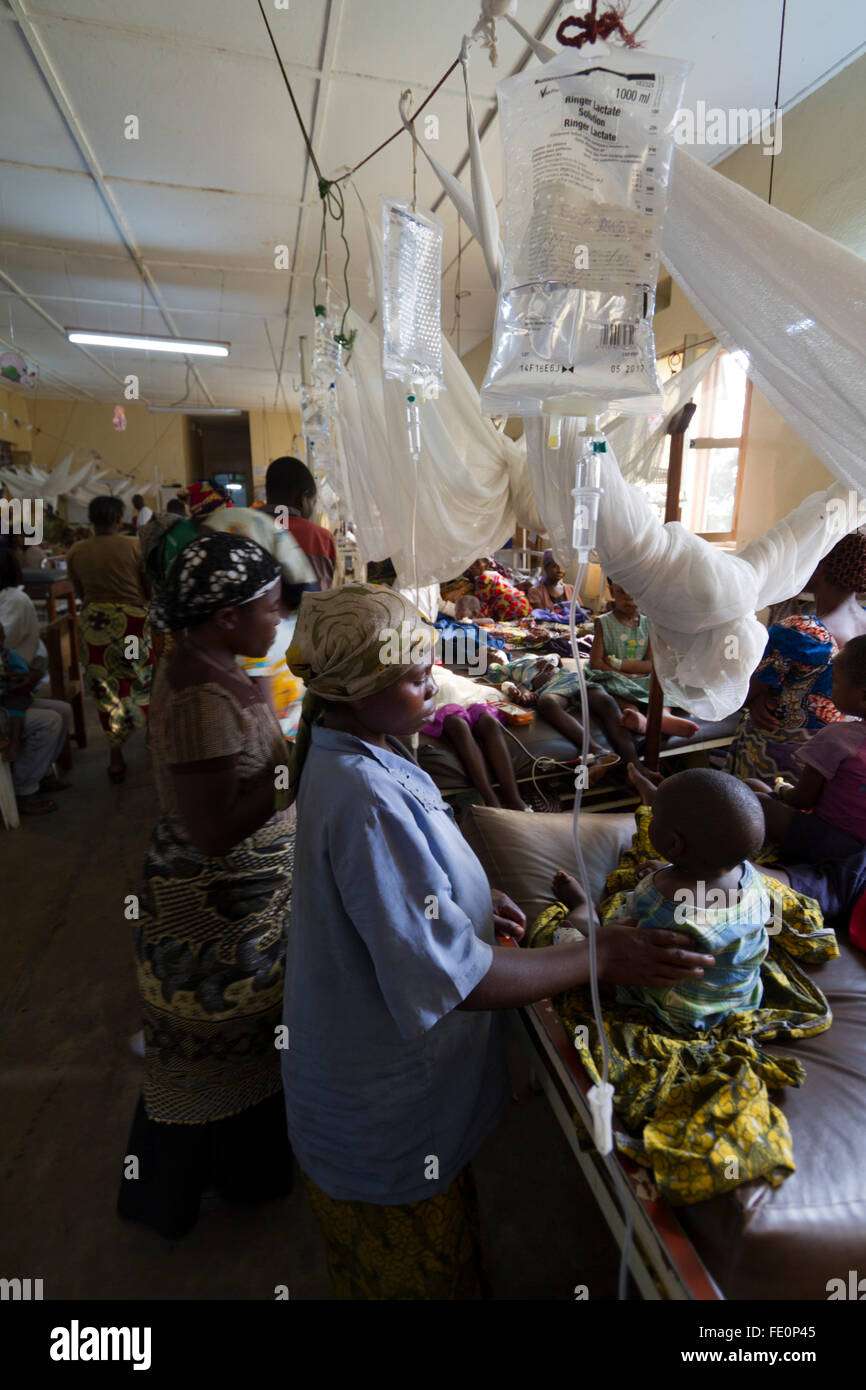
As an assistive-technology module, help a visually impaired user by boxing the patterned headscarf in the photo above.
[185,481,232,518]
[822,530,866,592]
[285,583,434,802]
[156,531,280,632]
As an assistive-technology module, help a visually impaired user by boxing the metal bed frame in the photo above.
[501,950,722,1300]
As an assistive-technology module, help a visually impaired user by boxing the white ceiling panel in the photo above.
[109,184,302,265]
[0,21,84,169]
[25,20,317,195]
[26,0,329,69]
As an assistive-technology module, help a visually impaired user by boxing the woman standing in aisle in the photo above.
[117,532,296,1239]
[282,584,713,1299]
[66,495,153,782]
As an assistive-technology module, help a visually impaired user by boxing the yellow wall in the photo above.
[0,383,39,458]
[0,387,192,489]
[247,406,303,493]
[1,382,309,508]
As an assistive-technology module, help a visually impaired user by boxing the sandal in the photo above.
[18,794,58,815]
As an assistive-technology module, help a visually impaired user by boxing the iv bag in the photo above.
[481,47,690,418]
[381,199,445,395]
[311,282,346,387]
[300,383,337,474]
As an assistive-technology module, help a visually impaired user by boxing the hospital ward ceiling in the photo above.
[0,0,864,410]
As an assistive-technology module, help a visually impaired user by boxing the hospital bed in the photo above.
[467,809,866,1301]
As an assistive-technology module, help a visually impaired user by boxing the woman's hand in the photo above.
[491,888,526,942]
[635,859,666,881]
[749,685,781,731]
[596,919,714,987]
[743,777,773,796]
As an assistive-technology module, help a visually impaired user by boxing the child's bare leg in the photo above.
[537,692,604,758]
[474,711,526,812]
[756,791,794,849]
[441,713,501,808]
[587,687,640,767]
[619,701,647,734]
[627,762,663,805]
[551,869,599,931]
[659,707,700,738]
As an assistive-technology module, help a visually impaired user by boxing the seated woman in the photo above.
[746,635,866,865]
[726,530,866,782]
[583,579,697,768]
[526,550,587,619]
[465,557,531,624]
[280,583,711,1299]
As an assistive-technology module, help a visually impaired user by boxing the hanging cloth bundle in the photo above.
[556,2,639,50]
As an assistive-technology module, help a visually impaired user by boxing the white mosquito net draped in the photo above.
[339,45,864,719]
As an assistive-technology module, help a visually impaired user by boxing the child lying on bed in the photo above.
[554,766,772,1033]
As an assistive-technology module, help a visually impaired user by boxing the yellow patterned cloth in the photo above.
[529,807,838,1205]
[303,1167,485,1301]
[79,601,153,747]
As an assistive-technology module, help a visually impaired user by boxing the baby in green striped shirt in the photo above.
[616,768,772,1033]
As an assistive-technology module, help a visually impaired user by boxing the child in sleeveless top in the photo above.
[583,579,698,768]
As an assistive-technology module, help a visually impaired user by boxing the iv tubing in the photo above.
[569,543,635,1301]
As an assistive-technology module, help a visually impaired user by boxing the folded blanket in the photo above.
[528,806,837,1205]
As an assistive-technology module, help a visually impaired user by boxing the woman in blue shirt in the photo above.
[283,584,714,1299]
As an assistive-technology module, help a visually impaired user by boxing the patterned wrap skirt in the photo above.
[80,601,154,746]
[303,1166,485,1300]
[136,813,295,1125]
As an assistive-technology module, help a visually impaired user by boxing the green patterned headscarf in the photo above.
[284,583,433,803]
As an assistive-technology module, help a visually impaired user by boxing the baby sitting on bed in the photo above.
[558,767,772,1033]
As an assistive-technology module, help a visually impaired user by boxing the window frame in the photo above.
[686,373,752,544]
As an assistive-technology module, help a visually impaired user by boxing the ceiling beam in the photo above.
[7,0,216,406]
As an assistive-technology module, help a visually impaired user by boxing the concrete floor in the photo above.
[1,704,624,1300]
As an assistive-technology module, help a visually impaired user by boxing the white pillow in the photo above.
[462,806,636,924]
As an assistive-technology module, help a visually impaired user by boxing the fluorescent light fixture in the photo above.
[67,329,229,357]
[225,483,243,491]
[147,406,243,416]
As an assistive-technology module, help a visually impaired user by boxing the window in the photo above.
[680,351,751,541]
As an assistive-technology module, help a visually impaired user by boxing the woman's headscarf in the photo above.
[822,530,866,592]
[155,531,280,632]
[185,481,232,518]
[285,583,433,803]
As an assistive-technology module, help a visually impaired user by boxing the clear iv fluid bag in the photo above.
[381,199,445,395]
[481,48,690,418]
